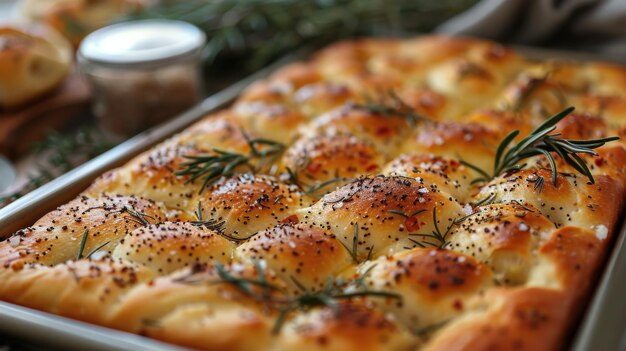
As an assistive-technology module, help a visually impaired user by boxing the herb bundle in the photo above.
[176,134,285,193]
[353,90,429,127]
[461,107,620,186]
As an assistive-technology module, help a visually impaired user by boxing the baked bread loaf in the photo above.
[1,35,625,351]
[0,24,72,110]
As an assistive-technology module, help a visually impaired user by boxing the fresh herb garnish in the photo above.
[472,193,497,207]
[338,223,374,263]
[408,208,454,249]
[272,268,401,333]
[85,241,110,259]
[76,229,110,260]
[353,90,428,127]
[176,133,285,193]
[387,209,426,219]
[76,229,89,260]
[461,107,619,186]
[190,202,226,232]
[527,174,545,193]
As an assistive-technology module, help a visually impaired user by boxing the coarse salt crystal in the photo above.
[9,236,20,247]
[288,241,297,248]
[418,187,429,194]
[595,225,608,240]
[90,251,108,261]
[463,204,473,216]
[518,222,529,231]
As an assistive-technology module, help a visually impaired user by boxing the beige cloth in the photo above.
[437,0,626,63]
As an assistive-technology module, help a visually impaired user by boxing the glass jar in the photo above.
[78,20,206,136]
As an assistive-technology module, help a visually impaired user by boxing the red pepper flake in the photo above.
[281,214,300,224]
[452,299,463,311]
[405,216,421,231]
[375,126,392,136]
[365,164,379,172]
[306,163,321,174]
[594,157,604,167]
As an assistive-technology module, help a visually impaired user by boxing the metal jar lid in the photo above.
[77,19,206,68]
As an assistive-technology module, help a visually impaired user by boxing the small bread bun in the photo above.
[0,24,72,110]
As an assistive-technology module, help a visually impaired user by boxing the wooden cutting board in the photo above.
[0,72,92,160]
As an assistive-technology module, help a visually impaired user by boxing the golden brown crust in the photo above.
[112,222,236,274]
[277,302,416,351]
[297,176,463,258]
[236,223,353,294]
[0,194,165,268]
[197,174,313,238]
[364,248,492,328]
[1,34,625,351]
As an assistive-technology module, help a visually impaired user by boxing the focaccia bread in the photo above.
[1,35,625,351]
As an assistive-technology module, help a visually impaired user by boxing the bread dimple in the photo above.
[402,121,503,172]
[233,102,308,143]
[300,105,414,156]
[447,203,555,285]
[0,194,165,268]
[422,287,571,351]
[197,174,313,238]
[177,111,253,153]
[112,222,236,274]
[476,168,622,230]
[280,134,385,195]
[297,176,464,258]
[236,223,353,294]
[364,248,492,329]
[277,302,417,351]
[382,154,475,202]
[85,143,202,214]
[107,262,285,334]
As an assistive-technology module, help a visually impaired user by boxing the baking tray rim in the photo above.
[0,43,623,351]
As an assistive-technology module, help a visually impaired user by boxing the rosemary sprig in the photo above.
[408,208,453,249]
[338,223,374,263]
[387,209,426,219]
[527,175,545,193]
[190,202,226,232]
[213,261,281,298]
[272,269,401,333]
[176,134,285,193]
[303,177,344,195]
[85,241,111,259]
[353,90,428,127]
[472,193,497,207]
[76,229,111,260]
[123,207,154,226]
[76,229,89,260]
[462,107,620,186]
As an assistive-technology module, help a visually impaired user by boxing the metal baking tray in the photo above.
[0,43,623,350]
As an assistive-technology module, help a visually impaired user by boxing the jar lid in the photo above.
[78,19,206,67]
